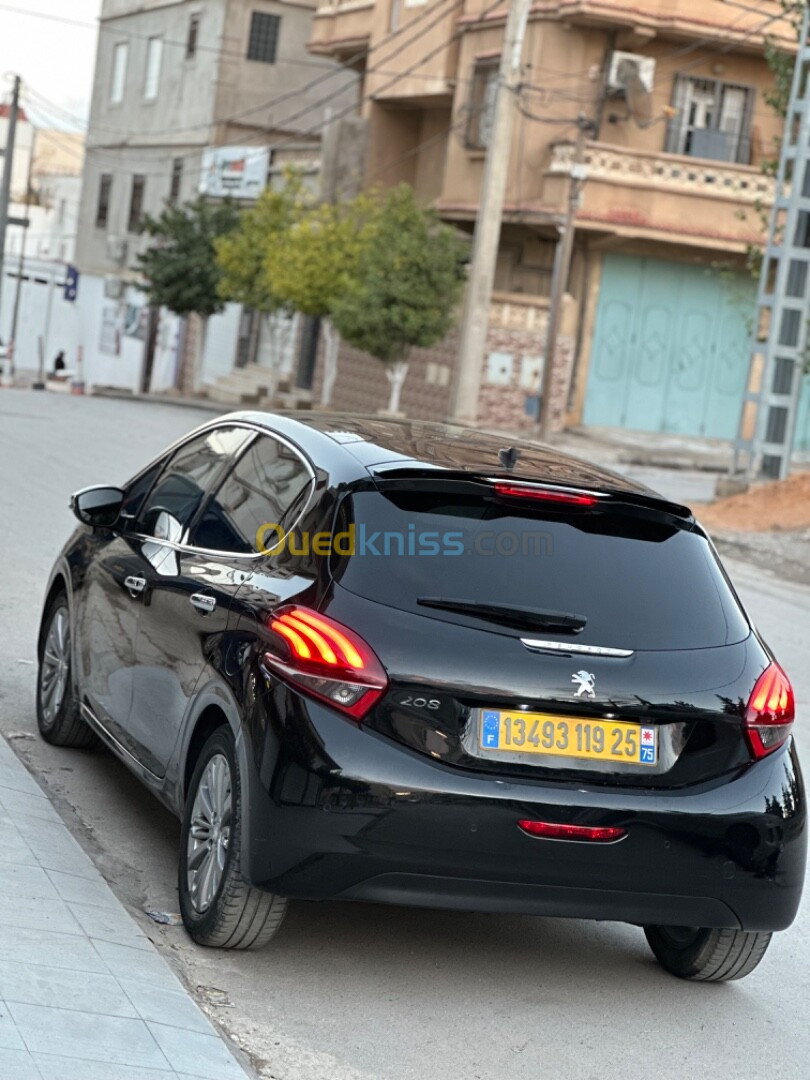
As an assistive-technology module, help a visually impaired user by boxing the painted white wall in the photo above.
[200,303,241,385]
[5,176,82,264]
[72,274,243,393]
[256,311,298,377]
[0,257,80,374]
[149,308,183,393]
[75,275,145,391]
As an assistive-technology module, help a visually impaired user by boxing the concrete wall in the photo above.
[216,0,357,141]
[77,144,205,278]
[313,294,576,433]
[77,0,228,278]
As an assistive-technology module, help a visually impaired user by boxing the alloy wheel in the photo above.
[40,606,70,726]
[186,753,233,913]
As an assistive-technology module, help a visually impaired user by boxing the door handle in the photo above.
[124,575,146,596]
[190,593,217,614]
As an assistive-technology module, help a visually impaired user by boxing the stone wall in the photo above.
[312,293,576,434]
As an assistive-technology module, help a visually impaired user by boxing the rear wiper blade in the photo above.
[417,597,586,633]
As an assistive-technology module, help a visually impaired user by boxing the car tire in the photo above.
[178,726,287,949]
[36,594,98,749]
[644,924,772,982]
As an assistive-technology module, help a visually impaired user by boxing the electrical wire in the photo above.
[22,0,506,186]
[12,0,465,143]
[0,2,340,72]
[12,0,795,207]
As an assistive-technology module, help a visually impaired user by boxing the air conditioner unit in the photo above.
[607,51,656,95]
[104,276,125,300]
[106,236,128,265]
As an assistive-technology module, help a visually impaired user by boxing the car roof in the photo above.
[232,410,669,503]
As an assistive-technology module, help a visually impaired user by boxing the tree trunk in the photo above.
[262,311,293,404]
[187,314,208,394]
[177,314,198,394]
[385,360,409,415]
[321,317,341,407]
[247,309,261,368]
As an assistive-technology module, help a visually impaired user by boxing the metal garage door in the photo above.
[583,254,755,439]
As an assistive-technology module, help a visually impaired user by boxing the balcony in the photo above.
[309,1,373,64]
[532,1,794,52]
[548,141,775,252]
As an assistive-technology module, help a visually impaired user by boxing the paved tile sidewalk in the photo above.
[0,735,253,1080]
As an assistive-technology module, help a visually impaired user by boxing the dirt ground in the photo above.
[699,470,810,532]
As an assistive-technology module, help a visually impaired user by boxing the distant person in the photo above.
[53,350,66,374]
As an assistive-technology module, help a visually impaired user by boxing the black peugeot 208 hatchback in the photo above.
[37,413,804,980]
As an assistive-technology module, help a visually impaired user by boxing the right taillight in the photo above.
[745,662,795,759]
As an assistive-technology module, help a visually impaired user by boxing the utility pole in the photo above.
[10,128,35,381]
[0,75,22,330]
[449,0,531,424]
[537,116,592,442]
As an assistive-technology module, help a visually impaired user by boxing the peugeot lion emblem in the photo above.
[572,670,596,699]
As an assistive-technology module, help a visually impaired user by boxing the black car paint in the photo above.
[42,412,806,933]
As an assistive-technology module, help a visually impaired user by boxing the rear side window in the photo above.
[330,491,749,652]
[137,427,252,542]
[190,435,312,554]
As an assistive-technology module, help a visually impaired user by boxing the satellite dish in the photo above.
[617,58,654,128]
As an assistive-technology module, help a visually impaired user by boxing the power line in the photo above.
[0,2,340,72]
[10,0,463,143]
[14,0,792,202]
[17,0,788,153]
[33,0,505,186]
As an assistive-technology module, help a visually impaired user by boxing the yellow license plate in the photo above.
[479,710,657,766]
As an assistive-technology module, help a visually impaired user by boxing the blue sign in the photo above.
[64,265,79,302]
[640,727,656,764]
[482,712,501,749]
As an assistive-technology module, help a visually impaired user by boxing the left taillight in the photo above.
[745,661,795,759]
[262,606,388,721]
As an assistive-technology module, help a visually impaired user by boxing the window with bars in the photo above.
[666,75,754,164]
[128,175,146,233]
[96,174,112,228]
[466,60,499,150]
[169,159,183,205]
[187,13,200,58]
[247,12,281,64]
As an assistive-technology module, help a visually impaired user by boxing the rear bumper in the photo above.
[241,699,806,931]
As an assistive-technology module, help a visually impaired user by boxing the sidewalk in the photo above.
[0,735,253,1080]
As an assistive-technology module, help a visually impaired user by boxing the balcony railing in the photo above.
[549,141,775,206]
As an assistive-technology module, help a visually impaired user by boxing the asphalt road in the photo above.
[0,391,808,1080]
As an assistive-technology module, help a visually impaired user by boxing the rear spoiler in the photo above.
[369,466,695,523]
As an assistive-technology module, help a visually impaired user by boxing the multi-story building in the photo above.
[74,0,357,394]
[309,0,810,447]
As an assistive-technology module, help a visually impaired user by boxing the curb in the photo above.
[91,388,223,413]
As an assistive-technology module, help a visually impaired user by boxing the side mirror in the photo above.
[71,485,125,529]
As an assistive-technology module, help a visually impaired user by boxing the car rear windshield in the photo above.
[329,490,749,652]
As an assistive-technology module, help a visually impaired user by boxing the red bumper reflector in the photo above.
[517,820,625,842]
[493,482,598,507]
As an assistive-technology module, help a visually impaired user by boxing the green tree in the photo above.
[264,193,378,406]
[216,179,303,399]
[331,185,468,414]
[136,197,240,389]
